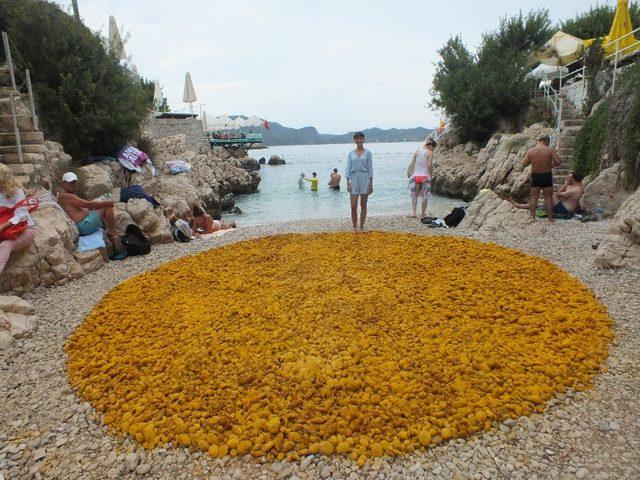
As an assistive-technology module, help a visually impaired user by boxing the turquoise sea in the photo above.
[232,142,460,226]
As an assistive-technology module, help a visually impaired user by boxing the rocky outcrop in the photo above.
[0,197,84,295]
[595,187,640,270]
[460,190,534,232]
[0,295,38,348]
[239,157,260,172]
[268,154,286,165]
[581,164,633,215]
[432,124,553,201]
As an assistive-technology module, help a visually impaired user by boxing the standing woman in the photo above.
[0,164,36,275]
[345,131,373,231]
[407,138,436,219]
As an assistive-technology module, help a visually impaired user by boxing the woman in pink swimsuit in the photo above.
[407,139,436,219]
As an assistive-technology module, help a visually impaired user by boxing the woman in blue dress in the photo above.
[345,131,373,231]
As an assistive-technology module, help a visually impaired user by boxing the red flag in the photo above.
[262,118,270,130]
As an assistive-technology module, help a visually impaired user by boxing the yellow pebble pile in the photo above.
[66,233,612,463]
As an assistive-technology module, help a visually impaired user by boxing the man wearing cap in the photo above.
[57,172,117,237]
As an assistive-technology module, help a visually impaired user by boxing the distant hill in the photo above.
[232,117,433,146]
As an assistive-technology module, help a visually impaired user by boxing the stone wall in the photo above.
[143,117,206,153]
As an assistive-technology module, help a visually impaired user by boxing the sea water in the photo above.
[231,142,461,226]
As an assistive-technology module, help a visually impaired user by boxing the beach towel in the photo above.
[198,230,232,240]
[120,184,161,207]
[117,146,156,176]
[165,160,192,175]
[77,228,106,252]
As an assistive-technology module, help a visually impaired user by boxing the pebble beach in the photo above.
[1,216,639,480]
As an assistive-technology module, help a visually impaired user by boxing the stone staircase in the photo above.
[0,64,46,188]
[555,93,585,188]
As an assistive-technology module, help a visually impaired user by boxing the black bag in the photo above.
[121,224,151,256]
[443,206,466,227]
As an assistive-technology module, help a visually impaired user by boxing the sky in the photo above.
[52,0,606,133]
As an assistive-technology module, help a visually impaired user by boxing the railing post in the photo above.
[612,39,620,93]
[1,31,17,91]
[9,93,24,164]
[25,69,38,131]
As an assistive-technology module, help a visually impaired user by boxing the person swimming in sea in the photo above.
[305,172,319,192]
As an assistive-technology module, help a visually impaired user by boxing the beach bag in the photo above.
[172,219,192,243]
[0,197,39,241]
[121,224,151,256]
[443,206,466,227]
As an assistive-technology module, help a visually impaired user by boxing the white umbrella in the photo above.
[183,72,197,114]
[534,31,585,66]
[153,79,164,110]
[245,115,264,127]
[528,64,569,80]
[202,110,208,132]
[108,15,127,61]
[233,117,247,129]
[216,115,235,129]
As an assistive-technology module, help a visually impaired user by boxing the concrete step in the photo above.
[0,131,44,146]
[559,148,573,157]
[0,144,47,155]
[562,119,585,127]
[559,136,576,148]
[562,126,582,136]
[0,114,38,132]
[0,96,30,116]
[0,152,46,164]
[0,86,21,97]
[0,66,9,86]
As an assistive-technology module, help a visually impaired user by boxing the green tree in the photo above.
[0,0,152,161]
[430,10,551,144]
[561,2,640,40]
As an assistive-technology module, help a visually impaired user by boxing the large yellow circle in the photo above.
[66,233,612,462]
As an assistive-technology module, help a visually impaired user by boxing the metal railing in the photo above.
[603,25,640,92]
[1,31,40,165]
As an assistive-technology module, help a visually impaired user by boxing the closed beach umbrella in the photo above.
[153,79,164,110]
[183,72,197,104]
[108,15,127,61]
[183,72,197,114]
[202,110,208,132]
[605,0,639,55]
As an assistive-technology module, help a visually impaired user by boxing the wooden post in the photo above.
[25,69,38,131]
[2,31,17,92]
[9,93,24,164]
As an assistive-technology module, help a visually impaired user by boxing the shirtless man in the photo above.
[57,172,117,237]
[510,172,584,216]
[522,135,561,223]
[328,168,341,190]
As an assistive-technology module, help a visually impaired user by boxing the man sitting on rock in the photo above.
[57,172,118,237]
[509,172,584,216]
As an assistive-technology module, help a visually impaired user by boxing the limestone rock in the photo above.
[432,124,553,201]
[268,154,286,165]
[116,200,173,245]
[0,295,38,348]
[460,190,534,231]
[239,157,260,172]
[581,164,633,215]
[0,200,84,295]
[595,187,640,270]
[74,250,105,274]
[76,163,115,199]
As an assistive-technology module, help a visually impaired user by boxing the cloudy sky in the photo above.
[53,0,603,133]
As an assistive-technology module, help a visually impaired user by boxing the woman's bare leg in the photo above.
[360,194,369,230]
[350,194,359,230]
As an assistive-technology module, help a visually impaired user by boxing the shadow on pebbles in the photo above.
[1,216,639,480]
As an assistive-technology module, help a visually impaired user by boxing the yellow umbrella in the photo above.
[585,0,639,58]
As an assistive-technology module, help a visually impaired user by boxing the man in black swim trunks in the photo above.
[522,135,561,223]
[328,168,341,190]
